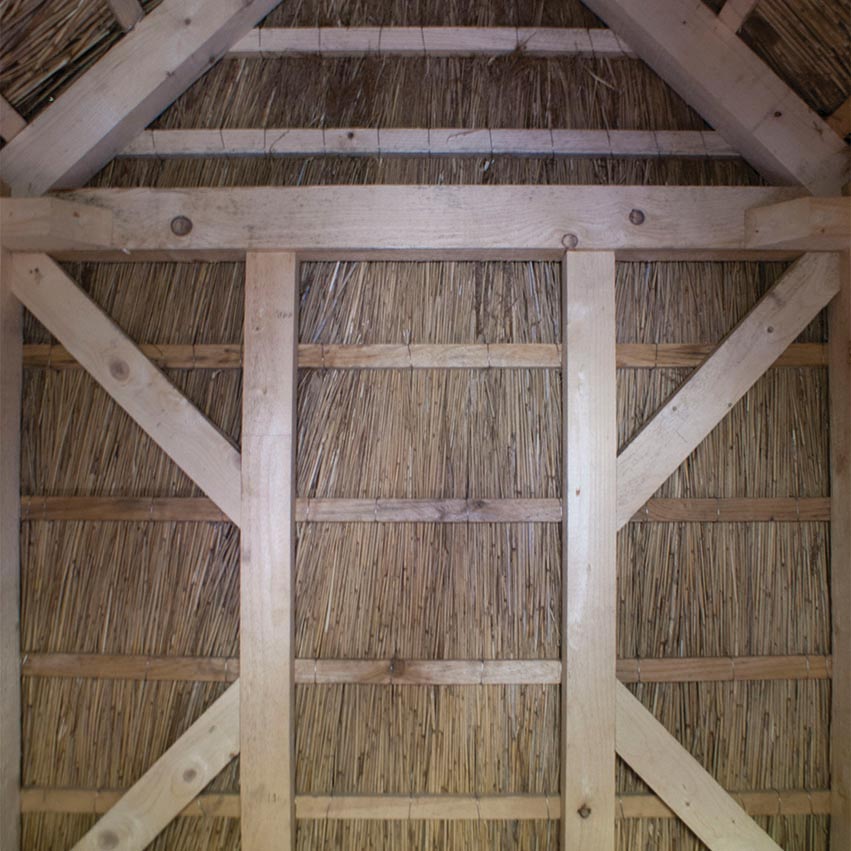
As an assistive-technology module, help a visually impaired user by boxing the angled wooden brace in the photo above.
[19,253,838,850]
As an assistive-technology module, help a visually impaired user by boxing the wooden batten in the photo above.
[21,653,833,685]
[17,495,832,523]
[227,26,636,58]
[20,787,833,820]
[107,0,144,31]
[0,96,26,143]
[0,249,22,850]
[120,128,739,160]
[241,252,298,849]
[21,341,829,370]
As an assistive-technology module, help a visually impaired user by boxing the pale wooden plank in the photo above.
[20,341,828,370]
[17,495,831,523]
[107,0,144,31]
[241,252,298,850]
[39,185,803,261]
[0,248,21,851]
[227,26,636,58]
[829,250,851,849]
[120,127,739,159]
[617,253,840,527]
[0,95,26,142]
[562,252,617,849]
[71,683,239,850]
[22,653,831,684]
[0,198,113,253]
[581,0,849,193]
[746,196,851,251]
[615,683,782,850]
[9,254,241,523]
[0,0,283,194]
[717,0,759,32]
[20,787,832,820]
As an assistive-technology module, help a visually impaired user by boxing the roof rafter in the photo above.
[580,0,849,194]
[0,0,282,196]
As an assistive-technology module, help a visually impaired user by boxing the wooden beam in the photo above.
[0,95,26,143]
[746,196,851,251]
[0,249,21,851]
[21,653,833,685]
[71,683,239,851]
[120,128,739,159]
[8,254,241,523]
[227,26,636,59]
[562,252,617,849]
[241,253,298,849]
[21,787,832,820]
[17,495,831,523]
[0,185,803,261]
[107,0,144,31]
[717,0,759,33]
[616,684,781,850]
[581,0,849,194]
[827,96,851,141]
[21,341,829,370]
[0,0,283,195]
[617,252,840,527]
[0,198,113,253]
[829,251,851,848]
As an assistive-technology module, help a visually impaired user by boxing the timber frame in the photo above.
[1,0,850,847]
[1,189,848,850]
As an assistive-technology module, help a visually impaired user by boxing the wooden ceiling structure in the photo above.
[0,0,849,849]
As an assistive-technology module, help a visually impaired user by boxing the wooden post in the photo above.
[830,251,851,849]
[241,252,299,850]
[562,251,617,849]
[0,248,22,849]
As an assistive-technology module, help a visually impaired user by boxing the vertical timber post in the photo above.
[0,247,22,849]
[562,251,618,850]
[830,250,850,849]
[242,252,299,850]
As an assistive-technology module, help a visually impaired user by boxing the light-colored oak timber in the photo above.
[20,787,832,820]
[616,683,782,850]
[21,341,829,370]
[581,0,849,194]
[562,252,617,849]
[241,252,298,850]
[17,495,831,523]
[107,0,144,31]
[227,26,636,58]
[746,196,851,251]
[617,253,840,527]
[31,185,804,261]
[121,127,739,159]
[0,197,114,253]
[9,255,241,523]
[0,0,283,194]
[21,653,831,684]
[0,95,26,142]
[0,249,22,851]
[717,0,759,32]
[829,250,851,848]
[71,683,240,850]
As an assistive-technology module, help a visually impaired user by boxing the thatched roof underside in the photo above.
[4,0,845,850]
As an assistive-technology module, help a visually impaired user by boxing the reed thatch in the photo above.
[9,1,840,849]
